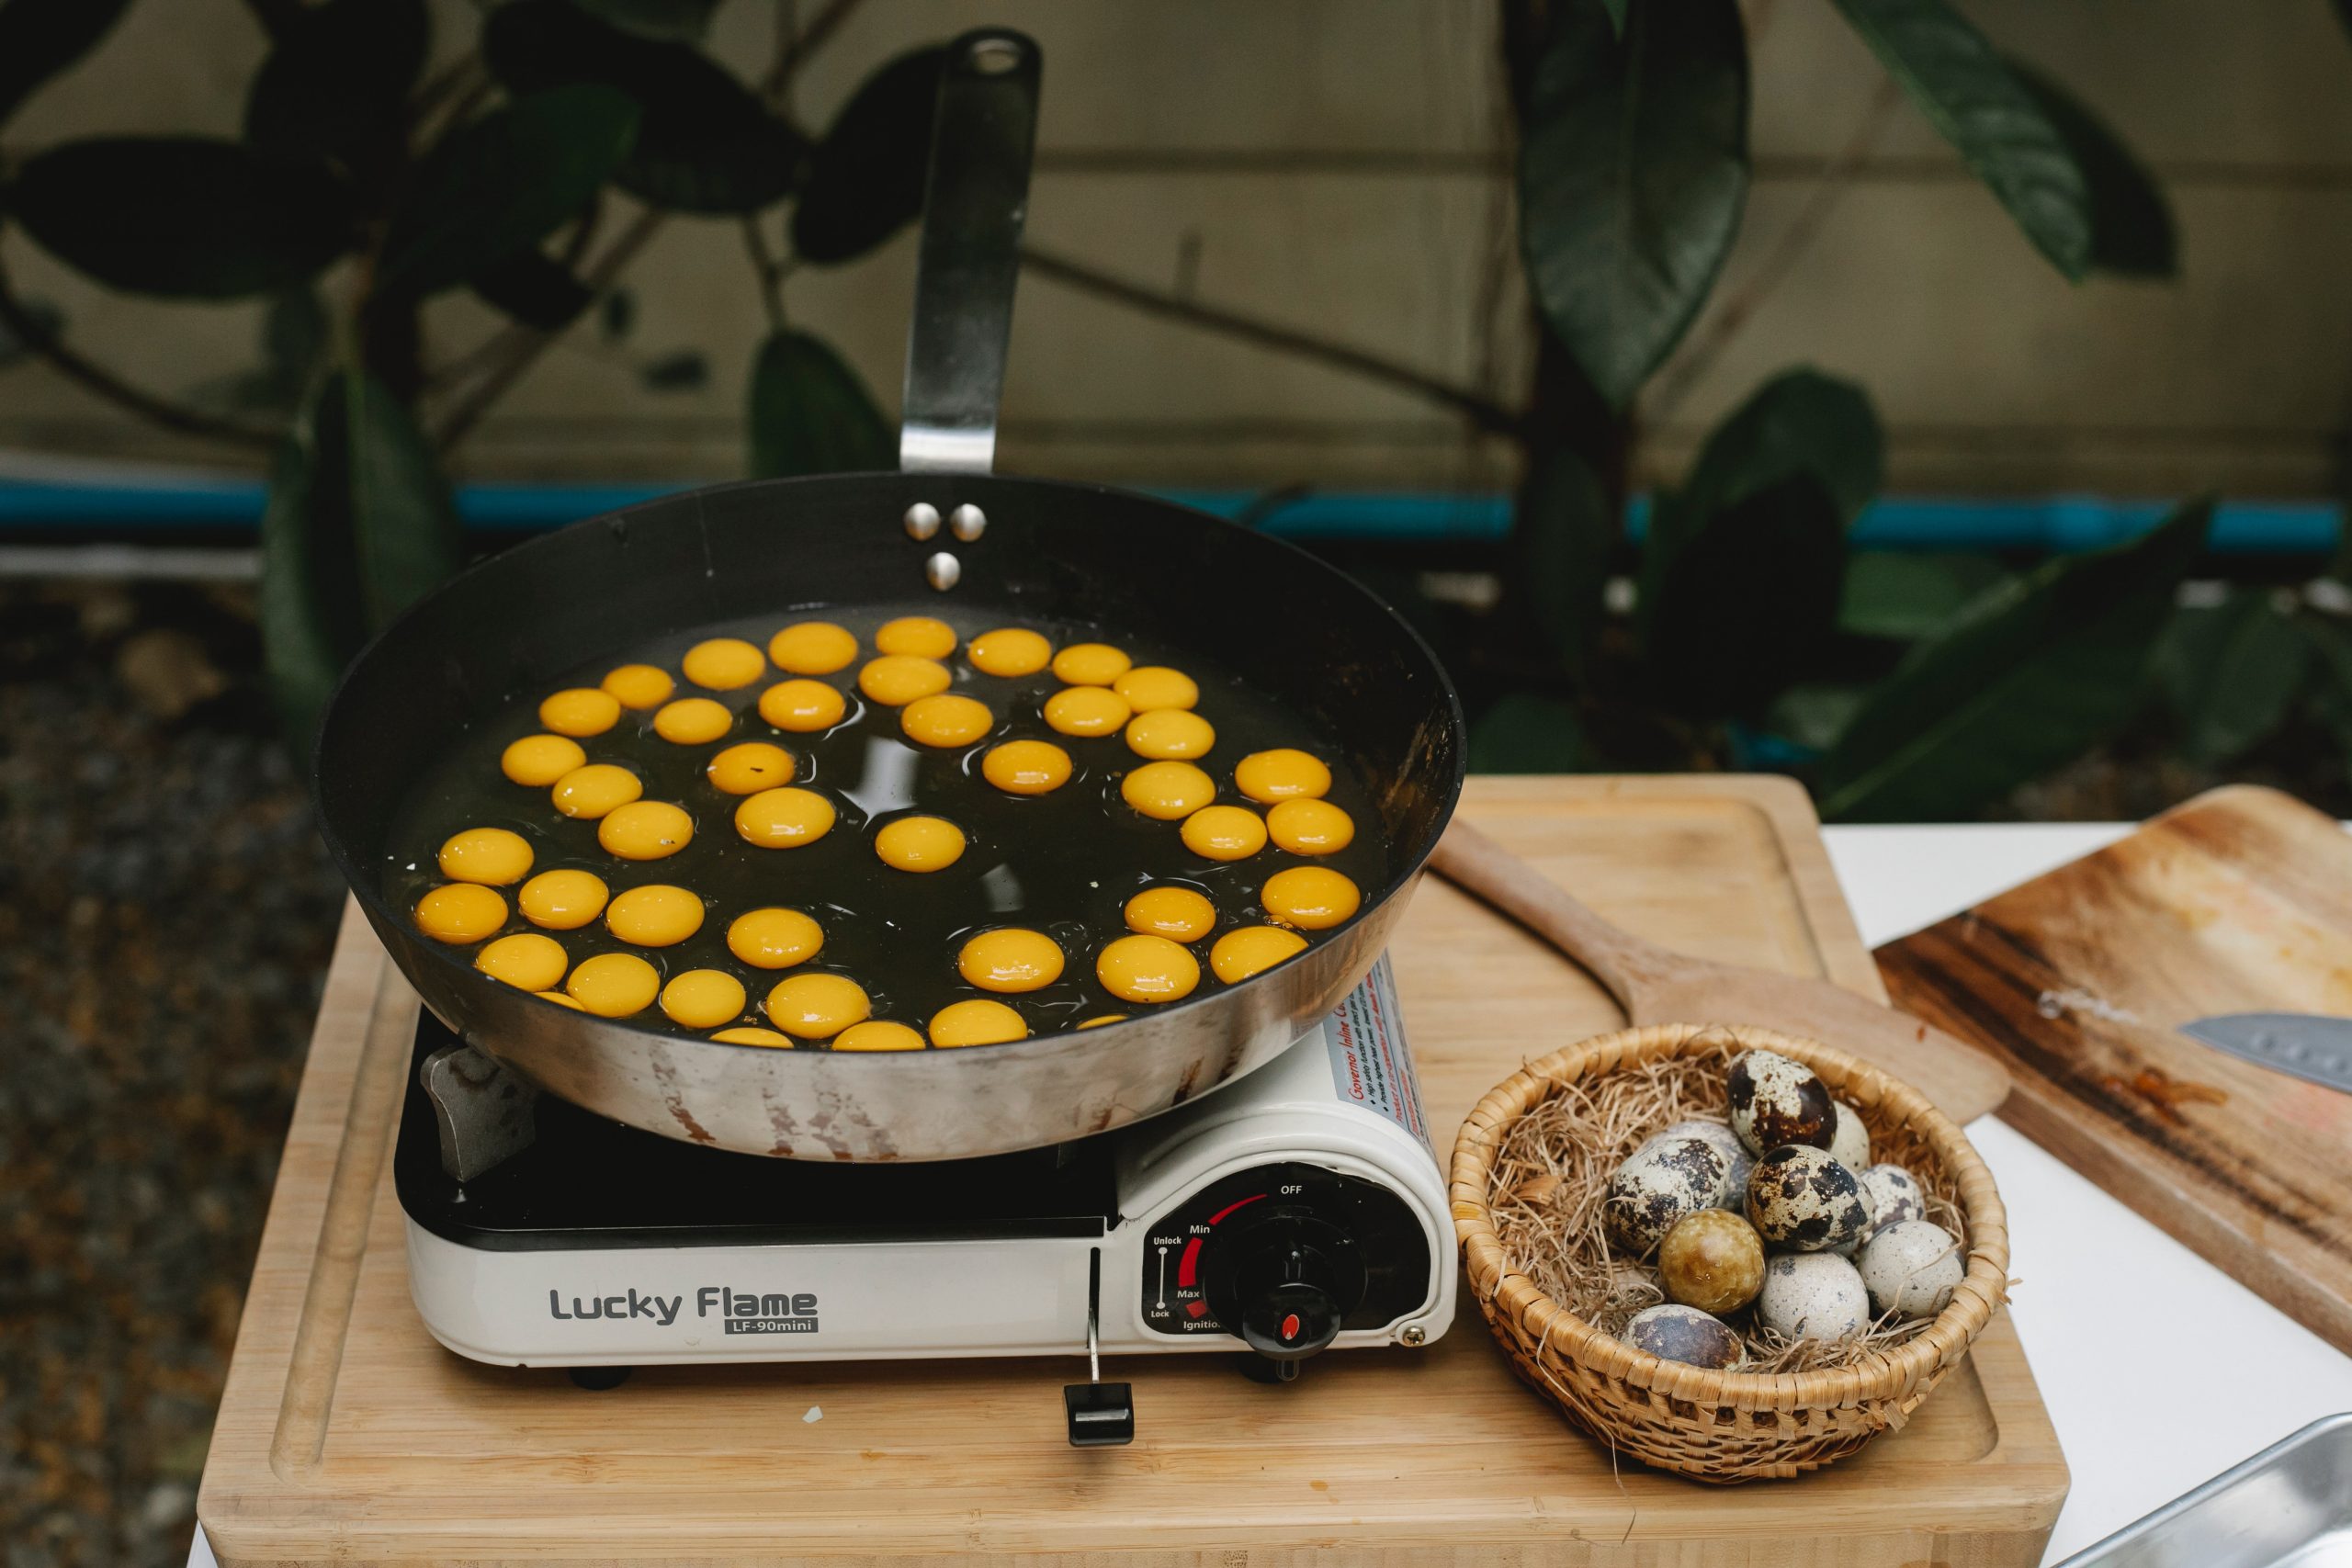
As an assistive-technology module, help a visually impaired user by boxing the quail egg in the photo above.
[1755,1252,1871,1341]
[1605,1135,1729,1257]
[1826,1100,1871,1170]
[1746,1144,1873,1252]
[1858,1163,1927,1244]
[1856,1219,1965,1322]
[1642,1118,1752,1206]
[1657,1208,1766,1315]
[1623,1303,1742,1369]
[1726,1048,1835,1155]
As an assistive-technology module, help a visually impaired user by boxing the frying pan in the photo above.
[312,28,1464,1161]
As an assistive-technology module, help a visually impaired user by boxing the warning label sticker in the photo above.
[1324,955,1432,1156]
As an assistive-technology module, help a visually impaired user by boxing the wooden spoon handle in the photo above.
[1427,818,1671,1008]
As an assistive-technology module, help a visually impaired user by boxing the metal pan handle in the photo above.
[899,28,1041,475]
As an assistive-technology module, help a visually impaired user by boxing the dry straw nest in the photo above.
[1450,1022,2008,1483]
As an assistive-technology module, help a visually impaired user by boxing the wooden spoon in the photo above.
[1429,818,2010,1122]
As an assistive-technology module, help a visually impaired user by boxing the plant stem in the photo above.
[741,218,787,331]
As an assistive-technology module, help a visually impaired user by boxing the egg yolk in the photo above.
[1235,748,1332,804]
[1077,1014,1126,1029]
[981,739,1072,795]
[930,998,1027,1047]
[900,693,993,748]
[597,800,695,861]
[713,1025,792,1046]
[601,663,674,709]
[1210,925,1308,983]
[706,740,796,794]
[875,615,957,659]
[757,679,847,732]
[518,868,608,930]
[768,621,858,675]
[1125,886,1216,942]
[661,969,748,1030]
[1268,797,1355,855]
[414,883,507,944]
[957,928,1065,992]
[501,733,585,786]
[682,637,765,690]
[967,627,1053,676]
[1114,666,1198,712]
[1121,761,1215,820]
[734,786,835,848]
[605,884,706,947]
[764,972,871,1039]
[1126,709,1216,761]
[550,762,643,819]
[834,1020,926,1052]
[874,815,966,872]
[1051,642,1131,686]
[1044,685,1131,739]
[437,827,533,886]
[1180,805,1267,862]
[652,696,733,745]
[727,907,824,968]
[1261,866,1361,931]
[538,687,621,738]
[476,932,569,991]
[856,655,952,706]
[567,952,661,1017]
[537,990,586,1011]
[1096,933,1201,1004]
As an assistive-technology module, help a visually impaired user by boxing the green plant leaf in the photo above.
[600,288,636,342]
[1645,475,1849,716]
[791,46,946,265]
[747,329,892,478]
[0,0,132,128]
[469,249,594,331]
[1517,0,1747,406]
[1827,0,2090,278]
[376,85,638,300]
[571,0,723,41]
[484,0,802,214]
[1468,693,1588,773]
[1600,0,1630,37]
[2155,589,2308,765]
[1838,552,2012,639]
[2007,59,2175,278]
[1514,449,1615,672]
[185,286,324,413]
[1815,500,2211,821]
[1764,682,1869,752]
[243,0,426,186]
[0,294,62,367]
[6,138,353,299]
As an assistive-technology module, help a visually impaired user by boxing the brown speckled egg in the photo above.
[1605,1135,1729,1257]
[1755,1252,1870,1341]
[1827,1100,1871,1169]
[1624,1303,1742,1369]
[1746,1144,1873,1252]
[1641,1118,1751,1207]
[1857,1219,1964,1321]
[1657,1208,1767,1314]
[1857,1163,1926,1245]
[1726,1048,1835,1155]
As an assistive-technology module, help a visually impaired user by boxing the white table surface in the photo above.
[188,822,2352,1568]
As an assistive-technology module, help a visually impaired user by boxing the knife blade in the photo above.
[2178,1012,2352,1095]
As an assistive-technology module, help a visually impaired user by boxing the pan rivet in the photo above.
[903,502,942,541]
[1400,1324,1427,1347]
[924,551,962,592]
[949,502,987,541]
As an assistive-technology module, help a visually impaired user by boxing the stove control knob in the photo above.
[1231,1234,1345,1362]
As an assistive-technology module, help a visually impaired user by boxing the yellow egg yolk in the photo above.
[538,687,621,738]
[518,869,608,930]
[899,694,993,748]
[967,627,1053,676]
[981,739,1072,795]
[1268,797,1355,855]
[1096,933,1201,1004]
[1181,804,1266,862]
[597,800,695,861]
[727,907,824,968]
[734,786,835,848]
[682,637,765,690]
[757,679,847,732]
[661,969,748,1030]
[550,763,642,819]
[706,741,796,795]
[601,663,674,709]
[652,696,733,745]
[437,827,533,886]
[930,998,1026,1047]
[1126,708,1216,761]
[857,655,951,706]
[767,621,858,675]
[957,928,1065,992]
[502,733,585,786]
[605,884,705,946]
[537,990,586,1011]
[1125,886,1216,942]
[764,973,870,1039]
[414,884,507,944]
[475,932,569,991]
[713,1026,792,1046]
[1113,666,1198,712]
[874,816,966,872]
[1051,643,1130,686]
[1210,925,1308,983]
[567,952,661,1017]
[834,1020,926,1052]
[875,615,957,659]
[1235,748,1332,804]
[1121,761,1215,820]
[1044,685,1131,739]
[1077,1014,1126,1029]
[1261,866,1361,931]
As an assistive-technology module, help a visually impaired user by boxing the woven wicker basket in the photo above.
[1450,1023,2008,1483]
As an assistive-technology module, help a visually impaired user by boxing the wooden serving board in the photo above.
[1879,783,2352,1357]
[200,775,2065,1567]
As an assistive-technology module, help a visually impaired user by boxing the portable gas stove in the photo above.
[395,955,1453,1445]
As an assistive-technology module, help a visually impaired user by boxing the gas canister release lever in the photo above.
[1063,1248,1135,1447]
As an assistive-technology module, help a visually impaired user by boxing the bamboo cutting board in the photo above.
[199,776,2066,1568]
[1878,784,2352,1356]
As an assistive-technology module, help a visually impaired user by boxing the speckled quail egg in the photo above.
[1623,1303,1742,1369]
[1642,1118,1753,1206]
[1857,1219,1965,1322]
[1726,1048,1835,1155]
[1756,1252,1871,1341]
[1857,1163,1927,1245]
[1746,1144,1874,1252]
[1826,1100,1871,1170]
[1605,1135,1729,1257]
[1657,1208,1767,1315]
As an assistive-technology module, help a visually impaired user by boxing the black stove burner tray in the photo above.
[395,1011,1116,1252]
